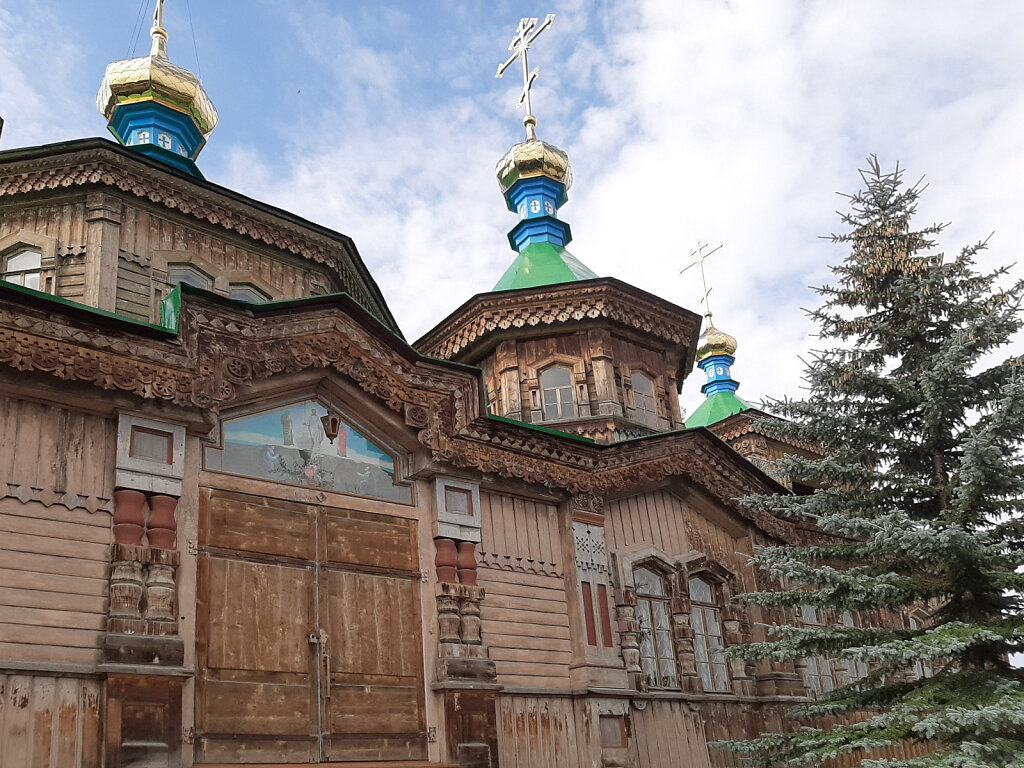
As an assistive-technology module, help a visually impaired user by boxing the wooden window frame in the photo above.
[688,574,731,693]
[634,564,680,690]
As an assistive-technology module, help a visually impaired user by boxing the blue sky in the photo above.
[2,1,1022,416]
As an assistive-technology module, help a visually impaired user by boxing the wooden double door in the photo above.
[195,489,427,763]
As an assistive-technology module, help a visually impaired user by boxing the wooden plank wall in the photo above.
[629,699,713,768]
[605,489,690,558]
[605,489,754,582]
[115,257,150,321]
[0,398,114,665]
[0,201,89,302]
[118,207,316,300]
[478,493,571,688]
[0,674,102,768]
[495,695,581,768]
[0,397,117,504]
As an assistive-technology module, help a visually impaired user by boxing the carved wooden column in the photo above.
[495,339,522,420]
[670,590,702,694]
[84,192,122,312]
[615,588,642,684]
[435,537,458,583]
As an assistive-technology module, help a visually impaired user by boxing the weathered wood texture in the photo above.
[629,699,713,768]
[478,568,571,689]
[477,492,571,688]
[196,488,427,763]
[0,396,117,505]
[115,257,150,321]
[606,489,754,580]
[0,674,102,768]
[495,695,581,768]
[478,492,562,575]
[0,398,114,666]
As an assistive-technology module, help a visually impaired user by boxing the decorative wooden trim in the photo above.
[0,481,113,514]
[0,143,392,325]
[416,278,701,361]
[0,287,814,544]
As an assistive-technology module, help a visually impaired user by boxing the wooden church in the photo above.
[0,6,925,768]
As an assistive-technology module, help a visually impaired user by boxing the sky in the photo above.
[1,0,1022,417]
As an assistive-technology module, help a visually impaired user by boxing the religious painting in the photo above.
[204,399,413,503]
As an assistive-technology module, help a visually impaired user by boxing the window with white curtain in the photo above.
[689,576,731,692]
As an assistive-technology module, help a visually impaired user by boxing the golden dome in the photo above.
[696,320,738,360]
[496,139,572,194]
[96,21,218,136]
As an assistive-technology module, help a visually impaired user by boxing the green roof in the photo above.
[685,391,750,429]
[493,241,599,291]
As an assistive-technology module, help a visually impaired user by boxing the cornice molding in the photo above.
[415,278,701,362]
[0,288,805,544]
[0,144,393,328]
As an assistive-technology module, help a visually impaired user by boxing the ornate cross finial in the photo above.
[150,0,169,58]
[495,14,556,141]
[680,241,723,323]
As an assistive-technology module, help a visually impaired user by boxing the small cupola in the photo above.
[96,0,217,177]
[492,15,598,292]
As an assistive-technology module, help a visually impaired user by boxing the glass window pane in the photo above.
[23,272,40,290]
[692,633,709,663]
[697,664,712,691]
[634,567,665,596]
[801,605,819,624]
[704,608,721,637]
[543,402,559,420]
[541,366,571,388]
[641,656,658,688]
[7,250,40,271]
[230,285,269,303]
[691,606,705,634]
[656,629,673,658]
[660,657,678,688]
[169,266,212,290]
[688,577,714,604]
[712,661,731,692]
[651,601,670,630]
[632,373,652,396]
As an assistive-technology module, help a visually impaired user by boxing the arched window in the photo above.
[632,373,658,428]
[842,611,868,681]
[157,133,173,149]
[168,264,213,290]
[634,566,679,689]
[540,365,576,421]
[689,576,730,692]
[2,248,42,290]
[800,605,837,696]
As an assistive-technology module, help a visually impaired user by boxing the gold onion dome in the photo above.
[496,138,572,194]
[696,320,738,361]
[96,12,218,137]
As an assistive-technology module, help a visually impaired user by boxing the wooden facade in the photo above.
[0,139,929,767]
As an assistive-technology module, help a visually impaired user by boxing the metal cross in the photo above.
[153,0,165,28]
[680,241,723,320]
[495,14,556,141]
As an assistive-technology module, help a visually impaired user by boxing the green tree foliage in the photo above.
[721,157,1024,767]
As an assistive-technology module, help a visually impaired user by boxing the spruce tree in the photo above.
[721,157,1024,767]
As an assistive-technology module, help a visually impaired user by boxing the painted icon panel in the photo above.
[205,399,412,504]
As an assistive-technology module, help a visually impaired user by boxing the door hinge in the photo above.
[427,726,437,743]
[186,539,198,555]
[183,725,195,744]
